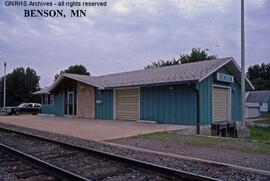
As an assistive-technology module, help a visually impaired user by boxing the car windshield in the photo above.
[18,103,27,108]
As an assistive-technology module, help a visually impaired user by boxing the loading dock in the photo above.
[0,115,187,141]
[115,88,140,120]
[213,86,231,122]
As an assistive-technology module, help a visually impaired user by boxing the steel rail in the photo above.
[0,126,219,181]
[0,142,90,181]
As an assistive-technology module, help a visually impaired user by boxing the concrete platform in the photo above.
[0,115,189,141]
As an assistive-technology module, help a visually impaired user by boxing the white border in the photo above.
[47,74,103,93]
[199,57,254,90]
[212,84,232,122]
[199,59,231,82]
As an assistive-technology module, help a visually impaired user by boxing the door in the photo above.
[247,107,260,118]
[213,87,230,122]
[116,89,139,120]
[67,91,74,115]
[64,85,76,116]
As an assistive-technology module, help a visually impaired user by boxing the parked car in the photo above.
[2,103,41,115]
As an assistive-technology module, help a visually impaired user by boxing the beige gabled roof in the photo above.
[96,57,230,88]
[39,57,254,94]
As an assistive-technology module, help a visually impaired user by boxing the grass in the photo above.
[253,112,270,124]
[140,131,178,141]
[262,112,270,118]
[249,126,270,144]
[139,131,270,154]
[254,119,270,124]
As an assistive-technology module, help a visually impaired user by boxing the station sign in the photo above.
[216,73,234,83]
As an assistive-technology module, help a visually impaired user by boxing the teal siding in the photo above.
[199,75,213,125]
[41,105,55,114]
[198,66,242,124]
[96,90,113,120]
[139,66,241,125]
[231,81,241,120]
[41,92,64,116]
[140,85,196,125]
[39,64,242,125]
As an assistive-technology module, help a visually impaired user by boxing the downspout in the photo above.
[196,89,200,134]
[187,83,200,134]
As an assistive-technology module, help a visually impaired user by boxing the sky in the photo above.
[0,0,269,87]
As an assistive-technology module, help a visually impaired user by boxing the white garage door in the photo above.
[213,87,230,122]
[116,89,139,120]
[246,107,260,118]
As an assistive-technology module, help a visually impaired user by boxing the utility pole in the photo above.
[3,62,6,108]
[241,0,246,126]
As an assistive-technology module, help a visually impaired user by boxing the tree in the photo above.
[0,67,40,106]
[179,48,217,64]
[54,64,90,80]
[247,62,270,90]
[144,58,180,69]
[145,48,217,69]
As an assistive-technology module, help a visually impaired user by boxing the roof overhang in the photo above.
[104,80,198,89]
[199,57,254,90]
[47,74,103,93]
[34,57,254,93]
[32,89,50,95]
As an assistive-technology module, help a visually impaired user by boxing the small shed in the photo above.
[246,91,270,112]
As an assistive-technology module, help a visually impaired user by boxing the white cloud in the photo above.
[0,0,269,86]
[112,1,129,14]
[246,0,266,9]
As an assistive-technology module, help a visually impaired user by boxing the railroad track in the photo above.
[0,143,89,181]
[0,127,218,181]
[0,146,57,180]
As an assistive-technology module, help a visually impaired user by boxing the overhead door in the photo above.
[246,107,260,118]
[116,89,139,120]
[213,87,230,122]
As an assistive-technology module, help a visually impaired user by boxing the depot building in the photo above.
[34,58,254,125]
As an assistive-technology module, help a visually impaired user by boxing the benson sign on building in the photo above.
[34,58,254,125]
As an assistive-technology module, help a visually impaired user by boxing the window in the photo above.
[26,104,33,108]
[50,95,54,105]
[44,95,49,104]
[18,103,27,108]
[42,94,53,105]
[34,104,41,108]
[42,95,45,104]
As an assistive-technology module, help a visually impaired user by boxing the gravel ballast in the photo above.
[0,122,269,181]
[109,134,270,171]
[0,149,56,181]
[0,129,171,180]
[0,169,19,181]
